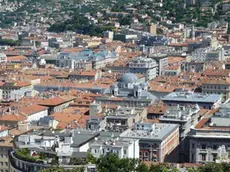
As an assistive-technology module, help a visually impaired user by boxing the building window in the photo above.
[139,152,142,157]
[124,150,126,155]
[192,143,195,149]
[202,154,206,161]
[213,153,217,161]
[192,154,194,161]
[201,144,206,150]
[144,152,149,157]
[213,145,218,150]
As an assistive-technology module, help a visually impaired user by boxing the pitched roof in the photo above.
[0,125,8,132]
[38,96,75,106]
[19,104,48,116]
[15,81,31,87]
[7,55,28,62]
[0,113,27,122]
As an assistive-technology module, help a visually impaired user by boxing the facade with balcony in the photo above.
[9,151,96,172]
[159,105,200,162]
[90,137,139,159]
[128,57,158,81]
[189,103,230,163]
[104,106,147,132]
[9,129,99,172]
[120,123,179,162]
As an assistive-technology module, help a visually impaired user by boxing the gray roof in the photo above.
[71,130,100,148]
[120,123,179,141]
[161,91,221,103]
[71,152,87,158]
[119,73,139,84]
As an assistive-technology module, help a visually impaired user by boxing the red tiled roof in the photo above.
[20,104,48,116]
[0,114,27,122]
[195,118,210,129]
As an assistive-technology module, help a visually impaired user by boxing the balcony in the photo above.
[199,149,207,154]
[9,151,90,172]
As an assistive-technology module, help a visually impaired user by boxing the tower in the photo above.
[191,25,195,40]
[89,102,102,117]
[111,84,119,96]
[147,23,157,35]
[133,85,142,98]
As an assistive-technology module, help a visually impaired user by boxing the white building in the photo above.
[14,129,100,169]
[0,126,8,138]
[90,137,139,159]
[191,47,225,62]
[129,57,158,80]
[189,103,230,163]
[120,123,179,162]
[10,89,39,101]
[0,53,7,63]
[19,104,48,122]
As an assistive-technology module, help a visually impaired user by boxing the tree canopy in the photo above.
[48,14,114,37]
[39,154,230,172]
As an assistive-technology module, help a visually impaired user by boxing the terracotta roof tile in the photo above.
[7,55,28,62]
[19,105,48,116]
[0,113,27,122]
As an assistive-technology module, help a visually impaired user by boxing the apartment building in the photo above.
[183,61,205,72]
[128,56,158,81]
[37,96,76,114]
[189,103,230,163]
[19,104,48,122]
[0,53,7,63]
[0,139,13,172]
[149,53,168,76]
[0,81,32,100]
[90,137,139,159]
[120,123,179,162]
[104,106,147,132]
[56,49,118,70]
[161,91,221,109]
[202,78,230,101]
[139,35,168,46]
[96,73,158,107]
[191,47,225,62]
[9,129,99,172]
[159,105,200,162]
[68,71,101,81]
[0,126,13,172]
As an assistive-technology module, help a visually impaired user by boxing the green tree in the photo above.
[119,15,132,25]
[136,163,149,172]
[96,153,121,172]
[69,157,86,165]
[70,167,85,172]
[228,23,230,34]
[197,163,224,172]
[119,158,139,172]
[221,163,230,172]
[187,167,199,172]
[149,163,168,172]
[172,167,179,172]
[39,167,65,172]
[86,152,97,164]
[0,39,20,46]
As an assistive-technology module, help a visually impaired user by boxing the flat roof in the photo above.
[120,123,179,141]
[161,91,221,103]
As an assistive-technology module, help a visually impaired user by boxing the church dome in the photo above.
[120,73,138,84]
